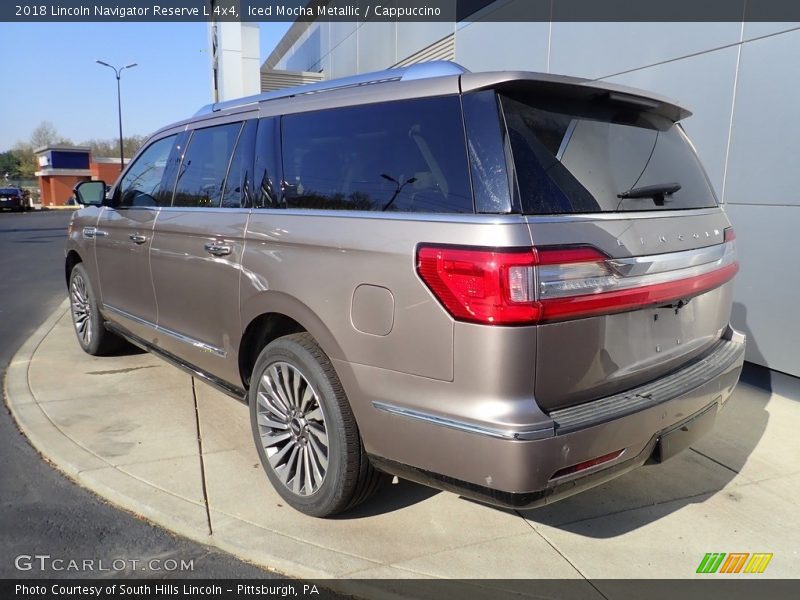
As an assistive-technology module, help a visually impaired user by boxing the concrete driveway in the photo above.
[5,301,799,597]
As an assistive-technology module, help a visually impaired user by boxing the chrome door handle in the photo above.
[129,233,148,245]
[204,242,232,257]
[83,227,108,239]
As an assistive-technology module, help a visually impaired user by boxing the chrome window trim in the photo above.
[555,118,577,161]
[103,304,227,358]
[372,401,554,441]
[156,206,252,214]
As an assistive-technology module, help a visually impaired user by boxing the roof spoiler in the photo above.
[460,71,692,122]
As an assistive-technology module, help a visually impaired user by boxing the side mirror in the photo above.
[74,180,106,206]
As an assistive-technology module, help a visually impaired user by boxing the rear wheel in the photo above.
[69,263,124,355]
[249,333,384,517]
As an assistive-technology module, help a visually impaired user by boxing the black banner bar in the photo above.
[3,0,800,23]
[3,579,800,600]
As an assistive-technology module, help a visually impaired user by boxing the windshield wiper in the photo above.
[617,182,681,200]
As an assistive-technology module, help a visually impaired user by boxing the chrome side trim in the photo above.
[103,304,227,358]
[103,304,152,328]
[372,401,554,441]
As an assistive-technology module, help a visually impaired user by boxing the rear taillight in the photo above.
[416,232,738,326]
[416,246,540,325]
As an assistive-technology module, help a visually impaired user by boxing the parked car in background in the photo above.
[0,187,27,212]
[65,62,745,517]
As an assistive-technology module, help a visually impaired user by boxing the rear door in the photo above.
[94,134,178,342]
[497,90,737,411]
[149,119,256,385]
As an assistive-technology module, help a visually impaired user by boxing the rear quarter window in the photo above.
[500,94,718,214]
[281,96,474,214]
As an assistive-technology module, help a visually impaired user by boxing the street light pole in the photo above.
[96,60,137,170]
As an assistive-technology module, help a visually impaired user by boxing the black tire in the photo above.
[68,263,124,356]
[249,333,384,517]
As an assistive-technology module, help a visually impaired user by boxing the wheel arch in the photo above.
[65,249,83,285]
[239,291,346,391]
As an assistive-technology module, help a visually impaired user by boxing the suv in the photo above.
[67,62,745,517]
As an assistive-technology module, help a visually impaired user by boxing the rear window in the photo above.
[500,94,718,214]
[281,96,473,213]
[0,188,20,196]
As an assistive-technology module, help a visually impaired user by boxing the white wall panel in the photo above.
[549,22,741,80]
[724,30,800,206]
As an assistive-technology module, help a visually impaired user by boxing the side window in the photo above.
[254,117,282,208]
[117,135,177,208]
[281,96,474,213]
[221,120,257,208]
[172,122,243,208]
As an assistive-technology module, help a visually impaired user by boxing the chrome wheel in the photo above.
[256,362,328,496]
[70,273,93,346]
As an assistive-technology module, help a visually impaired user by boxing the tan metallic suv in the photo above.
[66,62,745,517]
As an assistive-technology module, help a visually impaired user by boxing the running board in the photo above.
[104,321,248,404]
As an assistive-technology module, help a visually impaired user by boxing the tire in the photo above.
[68,263,124,356]
[249,333,384,517]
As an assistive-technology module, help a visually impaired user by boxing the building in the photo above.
[256,5,797,377]
[35,146,127,206]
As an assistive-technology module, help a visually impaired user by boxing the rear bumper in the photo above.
[362,326,745,509]
[0,198,23,210]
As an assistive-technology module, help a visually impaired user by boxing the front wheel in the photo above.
[249,333,384,517]
[69,263,124,355]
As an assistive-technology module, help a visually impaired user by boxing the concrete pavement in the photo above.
[5,301,800,595]
[0,210,270,580]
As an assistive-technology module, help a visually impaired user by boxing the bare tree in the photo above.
[30,121,71,149]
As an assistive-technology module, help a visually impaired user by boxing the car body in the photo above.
[66,61,745,516]
[0,187,26,212]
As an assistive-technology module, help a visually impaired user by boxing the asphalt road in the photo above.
[0,210,270,579]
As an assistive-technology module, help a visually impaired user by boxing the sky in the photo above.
[0,21,292,152]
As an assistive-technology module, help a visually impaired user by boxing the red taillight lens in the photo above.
[550,449,625,480]
[416,246,540,325]
[724,227,736,242]
[417,238,738,326]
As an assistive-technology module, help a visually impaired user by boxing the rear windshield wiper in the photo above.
[617,182,681,200]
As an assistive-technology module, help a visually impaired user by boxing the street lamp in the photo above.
[96,60,137,169]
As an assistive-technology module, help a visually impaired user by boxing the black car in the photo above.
[0,187,27,212]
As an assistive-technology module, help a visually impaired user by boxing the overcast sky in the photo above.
[0,21,291,151]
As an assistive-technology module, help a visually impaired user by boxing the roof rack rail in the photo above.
[194,60,469,117]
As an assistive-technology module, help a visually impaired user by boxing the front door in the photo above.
[149,120,256,385]
[94,134,178,342]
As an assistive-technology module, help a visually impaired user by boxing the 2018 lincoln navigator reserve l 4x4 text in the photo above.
[66,62,745,517]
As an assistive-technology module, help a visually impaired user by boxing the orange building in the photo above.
[35,146,128,206]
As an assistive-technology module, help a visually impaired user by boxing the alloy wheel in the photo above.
[256,362,329,496]
[70,273,93,346]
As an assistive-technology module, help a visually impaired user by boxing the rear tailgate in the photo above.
[527,210,735,411]
[494,81,738,412]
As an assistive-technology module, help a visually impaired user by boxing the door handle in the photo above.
[204,242,232,257]
[129,233,148,245]
[83,227,108,239]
